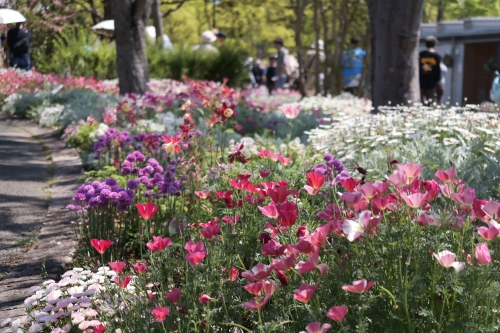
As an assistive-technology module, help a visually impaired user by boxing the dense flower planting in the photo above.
[3,70,500,332]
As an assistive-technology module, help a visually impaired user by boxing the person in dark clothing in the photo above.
[252,59,264,87]
[265,54,278,95]
[419,35,441,104]
[7,22,31,71]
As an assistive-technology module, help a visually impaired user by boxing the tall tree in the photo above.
[366,0,424,109]
[293,0,307,97]
[111,0,153,94]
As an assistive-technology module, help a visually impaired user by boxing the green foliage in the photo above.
[148,44,249,87]
[65,122,99,152]
[35,27,117,80]
[424,0,500,22]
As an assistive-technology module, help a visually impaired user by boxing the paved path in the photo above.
[0,117,50,281]
[0,113,81,330]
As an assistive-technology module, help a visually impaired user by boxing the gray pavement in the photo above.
[0,114,81,329]
[0,116,49,280]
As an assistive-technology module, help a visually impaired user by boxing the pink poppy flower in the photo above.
[326,306,348,322]
[200,225,221,241]
[195,190,210,199]
[435,168,456,183]
[342,279,375,293]
[258,202,280,219]
[271,254,297,271]
[299,322,332,333]
[450,188,475,207]
[113,276,132,289]
[340,192,363,206]
[475,243,491,265]
[372,181,389,196]
[482,201,500,220]
[228,266,239,282]
[400,192,427,209]
[372,195,395,212]
[108,261,125,274]
[417,213,441,227]
[267,187,291,204]
[357,182,379,200]
[433,250,465,272]
[135,202,159,220]
[477,225,500,240]
[296,225,310,238]
[184,241,207,267]
[293,283,319,303]
[295,251,329,276]
[386,170,407,188]
[259,169,271,178]
[397,162,424,182]
[165,288,181,303]
[243,295,271,310]
[262,240,287,256]
[151,306,170,322]
[277,201,298,227]
[198,294,213,304]
[146,236,172,252]
[241,264,273,281]
[132,263,147,273]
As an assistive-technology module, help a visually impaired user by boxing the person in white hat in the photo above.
[305,39,326,91]
[192,30,218,53]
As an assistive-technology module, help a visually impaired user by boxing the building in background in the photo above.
[420,17,500,105]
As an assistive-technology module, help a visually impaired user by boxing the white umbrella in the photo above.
[91,20,114,36]
[0,9,26,24]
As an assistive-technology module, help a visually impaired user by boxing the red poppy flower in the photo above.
[135,202,159,220]
[90,239,113,254]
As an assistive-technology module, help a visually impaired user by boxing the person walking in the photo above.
[305,39,326,92]
[265,54,278,94]
[215,31,226,47]
[274,38,289,89]
[419,35,442,104]
[192,30,218,53]
[342,37,366,95]
[6,22,31,71]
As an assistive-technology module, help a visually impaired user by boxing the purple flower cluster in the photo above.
[161,165,185,195]
[121,152,184,197]
[312,152,350,186]
[73,178,134,211]
[93,128,132,154]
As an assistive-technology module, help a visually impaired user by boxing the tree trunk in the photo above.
[103,0,113,20]
[367,0,424,110]
[320,0,330,95]
[294,0,307,98]
[313,0,321,95]
[112,0,153,95]
[436,1,446,22]
[151,0,164,46]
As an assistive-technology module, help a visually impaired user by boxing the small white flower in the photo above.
[28,323,44,333]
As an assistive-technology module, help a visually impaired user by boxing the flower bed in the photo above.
[3,70,500,332]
